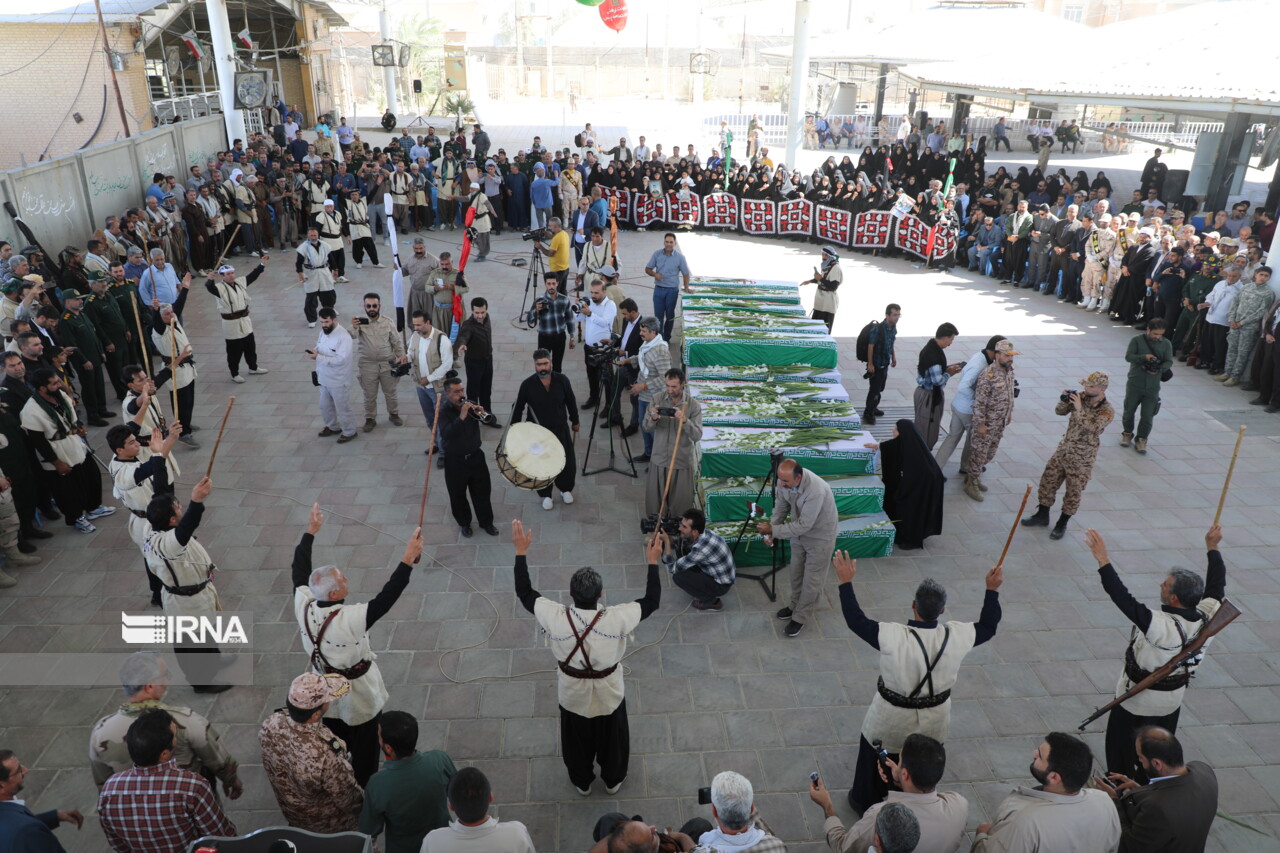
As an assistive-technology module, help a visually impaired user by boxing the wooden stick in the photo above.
[209,224,241,274]
[1214,425,1246,525]
[654,395,690,525]
[997,484,1033,568]
[418,384,445,528]
[168,322,180,426]
[203,397,236,479]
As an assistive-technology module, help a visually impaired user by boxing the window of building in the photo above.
[1062,4,1085,23]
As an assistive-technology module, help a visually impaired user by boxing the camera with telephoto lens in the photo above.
[640,513,680,536]
[1060,389,1079,403]
[522,228,549,242]
[585,335,621,367]
[389,358,410,377]
[1141,358,1163,374]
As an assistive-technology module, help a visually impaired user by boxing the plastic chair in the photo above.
[188,826,372,853]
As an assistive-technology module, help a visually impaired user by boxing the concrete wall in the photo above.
[0,21,154,170]
[0,116,227,256]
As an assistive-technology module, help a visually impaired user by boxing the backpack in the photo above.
[574,132,585,148]
[855,320,880,363]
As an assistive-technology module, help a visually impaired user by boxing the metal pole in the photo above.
[269,6,284,105]
[94,0,133,138]
[204,0,246,142]
[784,0,810,168]
[190,8,207,94]
[873,62,888,127]
[379,2,399,115]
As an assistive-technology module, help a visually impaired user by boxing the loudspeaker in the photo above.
[1163,169,1189,205]
[915,110,930,132]
[412,79,422,94]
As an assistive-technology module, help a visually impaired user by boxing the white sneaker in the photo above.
[372,263,384,268]
[605,777,625,795]
[562,491,574,505]
[354,262,362,269]
[249,368,270,375]
[542,497,553,511]
[308,322,316,328]
[231,375,246,384]
[336,275,349,283]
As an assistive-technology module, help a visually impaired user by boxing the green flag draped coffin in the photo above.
[685,366,843,384]
[690,379,850,402]
[708,514,895,565]
[700,426,878,478]
[685,335,839,368]
[704,475,884,522]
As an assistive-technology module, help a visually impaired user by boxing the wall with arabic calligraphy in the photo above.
[0,116,227,256]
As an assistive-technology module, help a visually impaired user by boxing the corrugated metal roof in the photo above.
[899,0,1280,108]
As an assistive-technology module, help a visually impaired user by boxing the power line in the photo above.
[0,4,87,77]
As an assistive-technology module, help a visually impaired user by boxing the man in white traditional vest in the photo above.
[144,475,228,693]
[231,172,260,257]
[389,161,412,232]
[106,409,178,605]
[510,520,662,796]
[150,303,198,435]
[1085,525,1226,784]
[315,199,348,283]
[346,188,381,269]
[466,185,494,262]
[296,227,336,329]
[122,363,190,458]
[204,259,272,383]
[407,309,453,465]
[833,550,1004,813]
[292,502,423,786]
[19,368,112,534]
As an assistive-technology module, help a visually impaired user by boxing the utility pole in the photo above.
[380,1,399,115]
[785,0,810,168]
[93,0,132,137]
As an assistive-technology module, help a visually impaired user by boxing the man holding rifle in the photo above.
[1084,524,1226,784]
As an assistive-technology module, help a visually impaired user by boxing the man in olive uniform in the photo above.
[1121,319,1174,455]
[1172,248,1222,358]
[60,289,112,426]
[353,293,407,432]
[424,252,467,333]
[84,271,130,401]
[89,652,243,798]
[107,262,147,368]
[1022,371,1114,541]
[965,340,1019,500]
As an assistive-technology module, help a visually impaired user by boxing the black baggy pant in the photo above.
[864,367,888,419]
[849,734,896,813]
[304,289,338,323]
[1004,239,1028,282]
[176,383,196,432]
[1252,333,1280,405]
[327,248,346,278]
[444,449,494,528]
[465,356,493,411]
[1105,704,1180,785]
[44,459,102,525]
[537,424,576,499]
[538,331,567,374]
[1201,324,1230,373]
[351,237,379,266]
[226,333,259,377]
[561,699,629,791]
[673,569,732,605]
[325,712,382,788]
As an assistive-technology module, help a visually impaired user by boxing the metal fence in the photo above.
[0,115,228,256]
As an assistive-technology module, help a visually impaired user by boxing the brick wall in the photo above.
[0,21,154,171]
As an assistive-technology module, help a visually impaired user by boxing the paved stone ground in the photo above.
[1,222,1279,853]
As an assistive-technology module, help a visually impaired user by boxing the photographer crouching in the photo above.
[658,508,736,612]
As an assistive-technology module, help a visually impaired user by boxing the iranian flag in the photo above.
[180,31,204,59]
[236,28,253,49]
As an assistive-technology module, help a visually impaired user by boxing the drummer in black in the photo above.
[439,376,498,538]
[512,348,579,511]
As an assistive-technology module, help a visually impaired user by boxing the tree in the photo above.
[443,94,476,133]
[395,13,445,108]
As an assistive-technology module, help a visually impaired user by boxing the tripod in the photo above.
[730,449,785,601]
[583,355,636,477]
[513,241,547,327]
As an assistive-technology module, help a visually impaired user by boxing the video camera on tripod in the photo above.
[521,228,549,243]
[585,334,622,368]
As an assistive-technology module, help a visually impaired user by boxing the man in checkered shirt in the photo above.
[97,708,235,852]
[660,508,736,612]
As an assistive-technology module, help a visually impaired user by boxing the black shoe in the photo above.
[98,410,116,418]
[88,418,110,427]
[42,507,61,521]
[580,399,599,410]
[874,409,884,416]
[192,684,233,694]
[1267,405,1280,414]
[482,524,500,536]
[775,607,793,621]
[785,620,805,638]
[16,540,36,554]
[862,414,876,425]
[1021,505,1050,527]
[24,528,52,540]
[436,455,446,468]
[634,454,650,463]
[1049,514,1071,540]
[692,598,724,611]
[460,526,473,538]
[622,425,639,437]
[1250,397,1267,406]
[485,420,502,429]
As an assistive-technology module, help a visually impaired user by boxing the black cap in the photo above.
[1035,203,1050,212]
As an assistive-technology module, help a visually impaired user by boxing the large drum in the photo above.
[495,422,567,491]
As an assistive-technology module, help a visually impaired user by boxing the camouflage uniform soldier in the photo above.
[84,271,130,400]
[1022,371,1114,540]
[89,652,243,798]
[965,340,1019,501]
